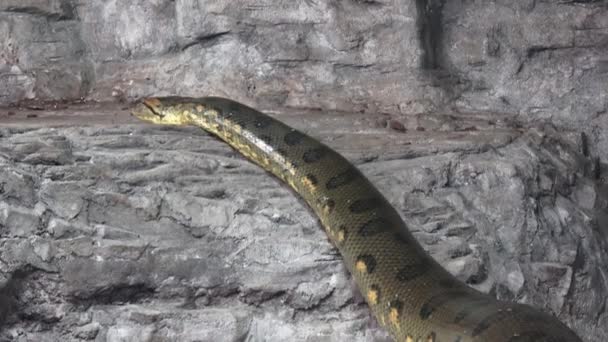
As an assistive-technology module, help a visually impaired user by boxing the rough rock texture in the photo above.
[0,106,606,341]
[1,0,608,341]
[439,0,608,166]
[1,0,607,159]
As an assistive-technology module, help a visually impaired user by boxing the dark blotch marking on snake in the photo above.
[349,197,382,213]
[453,298,492,324]
[304,174,318,186]
[389,299,404,315]
[396,259,429,282]
[276,148,288,156]
[303,147,326,163]
[356,254,378,274]
[358,217,391,237]
[419,290,471,320]
[284,131,305,146]
[326,167,359,190]
[471,309,511,337]
[319,197,336,214]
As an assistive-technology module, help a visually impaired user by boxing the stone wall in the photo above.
[439,0,608,161]
[2,2,606,136]
[1,1,608,341]
[0,111,606,341]
[1,0,432,111]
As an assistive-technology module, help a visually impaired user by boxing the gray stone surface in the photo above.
[1,0,608,341]
[439,0,608,164]
[0,105,606,341]
[0,0,90,103]
[1,0,606,161]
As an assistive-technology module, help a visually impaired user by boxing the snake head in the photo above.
[131,97,196,125]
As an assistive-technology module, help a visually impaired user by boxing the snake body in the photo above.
[132,97,582,342]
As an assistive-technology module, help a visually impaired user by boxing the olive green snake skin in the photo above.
[131,97,582,342]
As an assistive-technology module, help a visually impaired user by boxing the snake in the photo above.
[131,96,582,342]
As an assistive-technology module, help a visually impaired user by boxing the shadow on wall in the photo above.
[414,0,446,70]
[0,269,27,332]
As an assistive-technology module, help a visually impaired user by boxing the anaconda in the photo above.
[131,96,582,342]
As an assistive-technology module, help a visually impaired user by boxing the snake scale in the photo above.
[131,97,582,342]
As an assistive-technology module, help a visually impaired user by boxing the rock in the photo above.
[529,262,573,315]
[73,322,101,340]
[441,1,607,162]
[0,0,607,340]
[1,0,606,161]
[0,3,89,104]
[40,181,87,219]
[0,167,37,207]
[0,115,605,341]
[0,0,432,113]
[0,203,40,237]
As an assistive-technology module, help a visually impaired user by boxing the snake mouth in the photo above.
[142,98,163,117]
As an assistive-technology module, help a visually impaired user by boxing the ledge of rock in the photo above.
[0,105,606,341]
[1,0,606,161]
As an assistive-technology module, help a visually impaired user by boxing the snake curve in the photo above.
[131,96,582,342]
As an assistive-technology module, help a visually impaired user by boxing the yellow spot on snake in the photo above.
[367,288,378,305]
[232,123,242,134]
[337,228,346,242]
[356,260,368,273]
[427,332,436,342]
[405,336,414,342]
[240,144,251,154]
[207,109,219,118]
[196,105,204,112]
[321,221,332,235]
[322,200,334,215]
[302,175,317,192]
[389,307,400,326]
[283,162,297,177]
